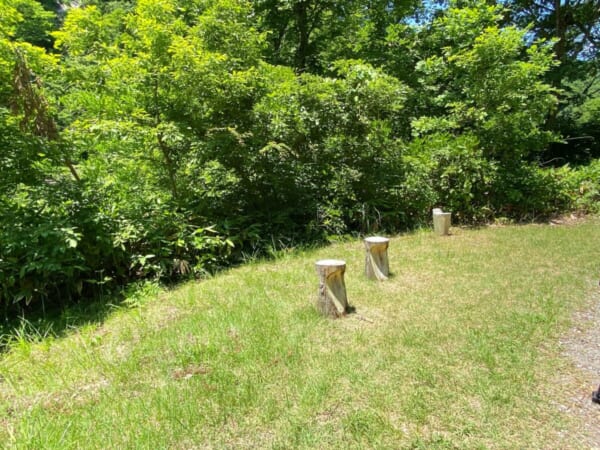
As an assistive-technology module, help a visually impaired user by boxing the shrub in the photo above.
[0,183,93,309]
[558,159,600,214]
[251,62,410,235]
[403,133,496,224]
[490,163,572,219]
[0,180,233,313]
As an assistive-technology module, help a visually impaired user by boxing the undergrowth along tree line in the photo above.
[0,0,599,312]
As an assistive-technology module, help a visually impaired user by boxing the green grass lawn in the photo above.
[1,219,599,449]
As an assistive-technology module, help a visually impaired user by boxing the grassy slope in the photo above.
[1,219,599,449]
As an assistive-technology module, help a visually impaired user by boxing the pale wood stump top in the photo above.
[315,259,346,268]
[364,236,390,245]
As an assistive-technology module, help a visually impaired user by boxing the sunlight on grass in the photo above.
[1,219,599,448]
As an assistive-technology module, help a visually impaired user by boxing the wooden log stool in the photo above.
[364,236,390,281]
[432,208,451,236]
[315,259,349,318]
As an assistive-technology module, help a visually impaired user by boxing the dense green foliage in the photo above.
[505,0,600,162]
[0,0,598,312]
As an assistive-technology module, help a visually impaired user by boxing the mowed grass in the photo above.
[1,219,599,449]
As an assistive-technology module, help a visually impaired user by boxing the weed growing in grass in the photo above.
[0,317,56,356]
[120,280,162,309]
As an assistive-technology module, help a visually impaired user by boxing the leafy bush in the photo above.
[0,180,233,312]
[398,134,583,223]
[490,163,572,219]
[0,183,93,308]
[252,62,409,235]
[404,133,496,223]
[396,150,437,227]
[558,159,600,213]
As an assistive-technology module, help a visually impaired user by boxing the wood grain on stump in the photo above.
[315,259,348,318]
[364,236,390,281]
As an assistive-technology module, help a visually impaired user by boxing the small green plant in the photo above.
[560,159,600,213]
[120,280,162,309]
[0,316,55,355]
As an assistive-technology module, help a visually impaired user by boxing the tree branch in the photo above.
[12,48,81,182]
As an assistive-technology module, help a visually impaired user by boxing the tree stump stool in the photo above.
[364,236,390,281]
[432,208,451,236]
[315,259,349,318]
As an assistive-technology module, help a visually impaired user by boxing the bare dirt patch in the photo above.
[172,364,210,380]
[549,213,589,227]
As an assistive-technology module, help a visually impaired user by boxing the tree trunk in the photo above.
[12,49,81,182]
[554,0,568,64]
[294,0,310,71]
[315,259,348,318]
[153,74,179,201]
[364,236,390,281]
[156,132,180,201]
